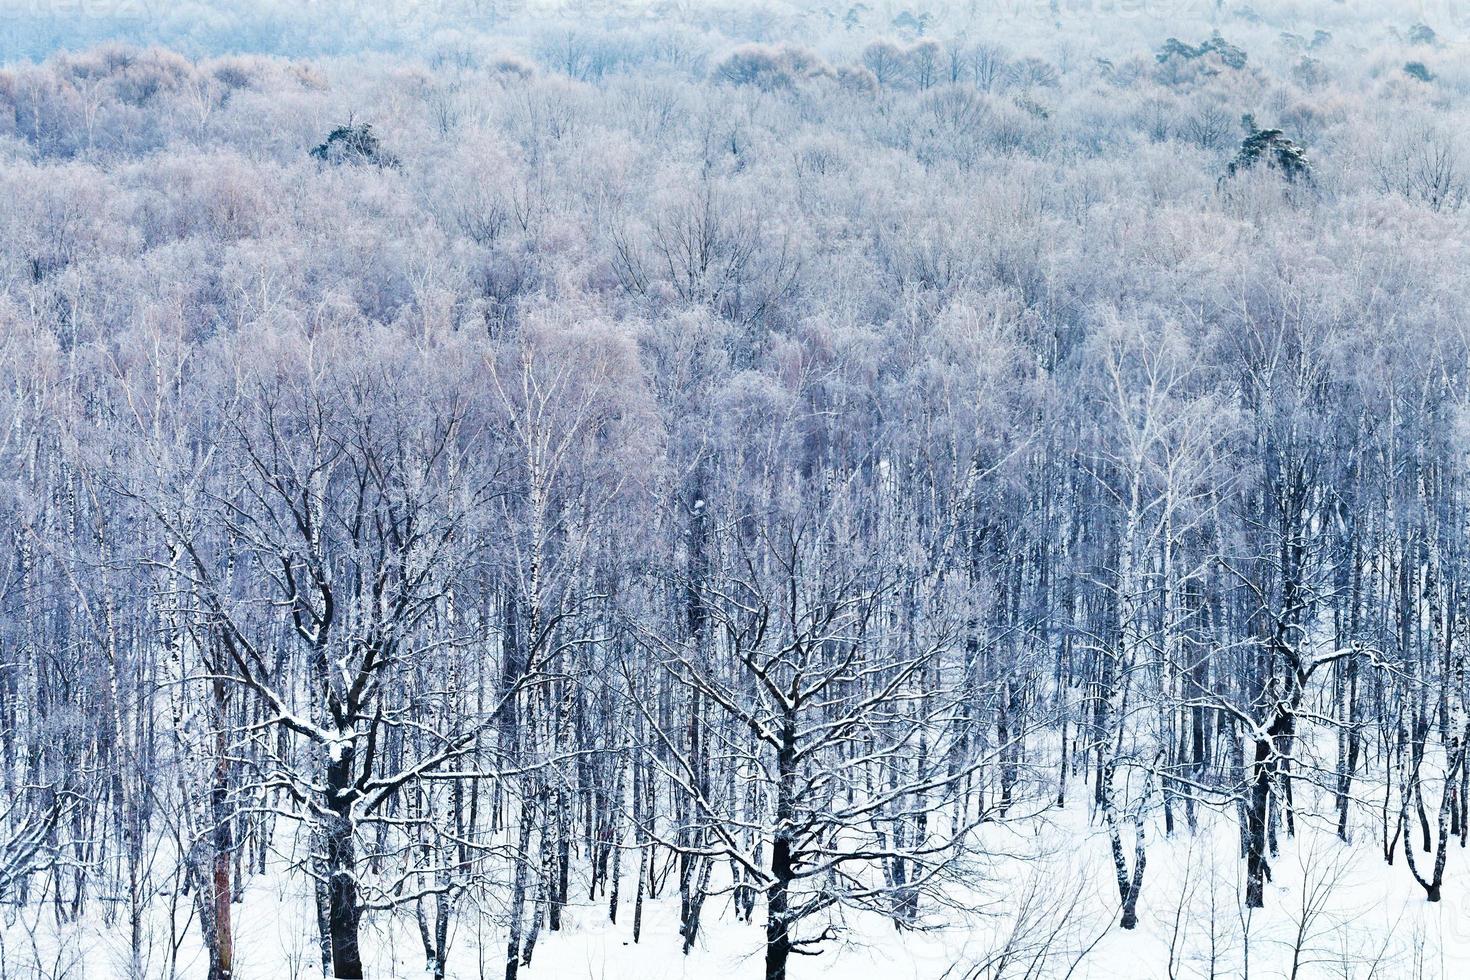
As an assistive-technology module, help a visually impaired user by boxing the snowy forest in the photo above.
[2,1,1470,977]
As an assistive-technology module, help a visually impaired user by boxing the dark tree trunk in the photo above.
[325,745,364,980]
[766,732,797,980]
[764,837,792,980]
[505,791,535,980]
[209,746,234,980]
[1245,735,1272,909]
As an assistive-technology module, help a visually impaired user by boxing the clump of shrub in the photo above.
[1404,62,1434,83]
[712,44,831,91]
[1226,114,1310,183]
[310,122,398,168]
[1156,31,1248,83]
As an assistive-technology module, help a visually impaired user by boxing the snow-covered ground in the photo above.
[6,800,1468,979]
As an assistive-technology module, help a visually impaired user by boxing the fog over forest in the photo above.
[1,1,1470,978]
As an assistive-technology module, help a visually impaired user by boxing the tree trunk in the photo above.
[505,792,534,980]
[764,837,792,980]
[766,732,797,980]
[324,742,364,980]
[207,688,234,980]
[1245,736,1272,909]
